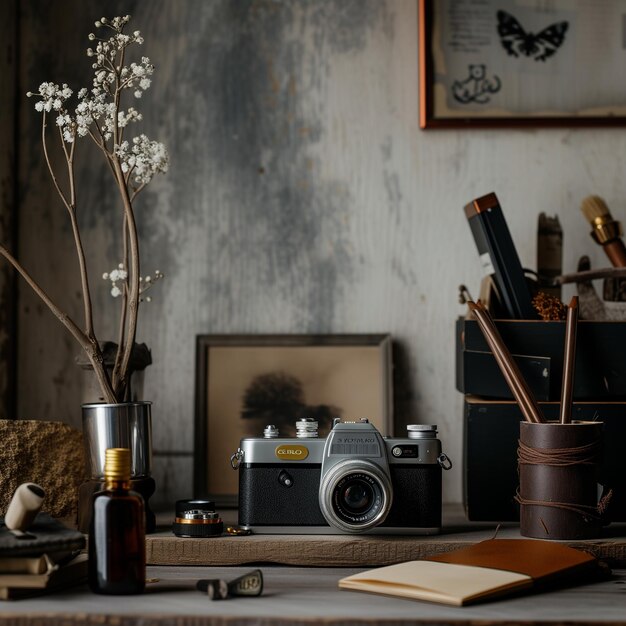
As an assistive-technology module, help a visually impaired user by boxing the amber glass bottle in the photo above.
[88,447,146,595]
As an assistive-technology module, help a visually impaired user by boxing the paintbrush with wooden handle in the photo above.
[580,195,626,267]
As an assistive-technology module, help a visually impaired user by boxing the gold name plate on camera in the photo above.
[275,444,309,460]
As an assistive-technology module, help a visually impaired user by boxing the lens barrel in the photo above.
[319,460,392,533]
[333,473,383,523]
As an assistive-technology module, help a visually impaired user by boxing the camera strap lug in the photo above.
[437,453,453,470]
[230,448,244,470]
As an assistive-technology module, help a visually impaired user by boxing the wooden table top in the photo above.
[5,507,626,624]
[1,564,626,626]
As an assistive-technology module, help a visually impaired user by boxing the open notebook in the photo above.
[339,539,601,606]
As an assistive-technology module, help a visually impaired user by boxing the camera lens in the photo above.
[332,472,383,526]
[341,479,374,514]
[319,460,392,533]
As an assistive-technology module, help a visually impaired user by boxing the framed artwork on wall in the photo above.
[194,334,393,505]
[419,0,626,128]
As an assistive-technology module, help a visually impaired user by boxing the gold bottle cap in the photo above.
[104,448,132,482]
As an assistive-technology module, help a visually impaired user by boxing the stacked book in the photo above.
[0,514,86,599]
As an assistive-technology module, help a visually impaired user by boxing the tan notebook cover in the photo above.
[339,539,597,606]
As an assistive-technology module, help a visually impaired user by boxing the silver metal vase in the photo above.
[82,401,153,479]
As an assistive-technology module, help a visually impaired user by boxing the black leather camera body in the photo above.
[231,418,451,534]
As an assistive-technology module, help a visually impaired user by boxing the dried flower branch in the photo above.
[1,14,169,403]
[103,265,164,302]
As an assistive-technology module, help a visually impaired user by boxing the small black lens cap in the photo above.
[175,499,215,516]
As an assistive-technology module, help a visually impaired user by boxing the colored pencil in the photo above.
[559,296,579,424]
[468,301,544,424]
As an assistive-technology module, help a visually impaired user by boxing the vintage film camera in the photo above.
[231,418,452,534]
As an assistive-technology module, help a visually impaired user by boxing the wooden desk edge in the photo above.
[145,533,626,567]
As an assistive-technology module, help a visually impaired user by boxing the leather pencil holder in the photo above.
[517,421,605,540]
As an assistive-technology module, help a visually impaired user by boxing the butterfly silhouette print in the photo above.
[497,10,569,62]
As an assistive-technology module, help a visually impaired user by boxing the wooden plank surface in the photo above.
[1,564,626,626]
[146,524,626,567]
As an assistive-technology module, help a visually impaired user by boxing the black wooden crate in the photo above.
[464,397,626,522]
[457,318,626,401]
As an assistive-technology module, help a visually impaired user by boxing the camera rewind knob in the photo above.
[296,418,318,438]
[263,425,279,438]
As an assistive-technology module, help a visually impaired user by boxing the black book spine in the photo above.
[467,199,536,319]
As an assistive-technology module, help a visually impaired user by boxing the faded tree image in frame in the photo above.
[420,0,626,128]
[194,335,393,504]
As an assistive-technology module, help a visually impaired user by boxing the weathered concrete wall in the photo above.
[15,0,626,507]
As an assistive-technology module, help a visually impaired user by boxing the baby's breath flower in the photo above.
[25,14,169,403]
[115,134,169,185]
[28,82,73,116]
[138,268,164,302]
[117,107,142,128]
[29,14,168,317]
[103,263,164,302]
[109,268,128,282]
[104,263,129,298]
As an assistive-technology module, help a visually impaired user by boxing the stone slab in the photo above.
[0,420,85,519]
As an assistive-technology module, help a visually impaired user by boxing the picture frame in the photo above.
[194,334,393,505]
[419,0,626,128]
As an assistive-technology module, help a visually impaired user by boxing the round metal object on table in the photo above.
[173,499,224,538]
